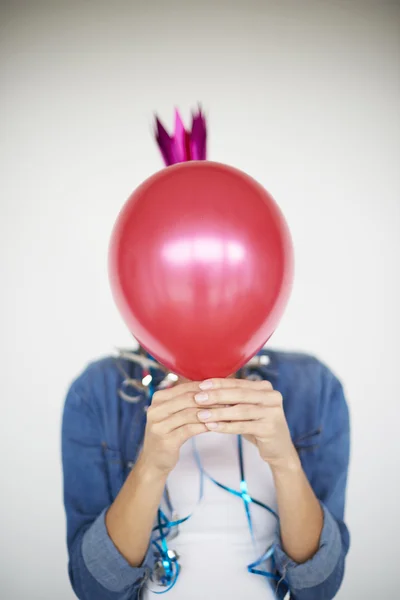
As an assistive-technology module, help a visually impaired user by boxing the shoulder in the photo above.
[64,355,131,412]
[264,349,347,436]
[266,348,342,391]
[62,354,147,454]
[69,355,122,393]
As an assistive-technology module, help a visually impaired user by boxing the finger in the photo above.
[204,421,261,435]
[154,407,201,434]
[148,391,224,423]
[199,378,273,391]
[152,381,201,404]
[148,391,198,423]
[197,405,265,423]
[194,388,282,407]
[174,423,209,443]
[152,377,273,404]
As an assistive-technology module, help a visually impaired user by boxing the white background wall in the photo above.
[1,0,399,598]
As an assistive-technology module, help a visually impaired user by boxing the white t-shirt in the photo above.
[144,432,278,599]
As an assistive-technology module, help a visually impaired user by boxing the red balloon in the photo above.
[109,161,294,380]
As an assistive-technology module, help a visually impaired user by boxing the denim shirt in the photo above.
[62,349,350,600]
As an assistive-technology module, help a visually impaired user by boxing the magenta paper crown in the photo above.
[155,107,207,166]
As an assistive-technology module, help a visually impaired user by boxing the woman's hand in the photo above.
[193,378,300,472]
[140,382,210,476]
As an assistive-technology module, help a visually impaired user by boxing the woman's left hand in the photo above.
[194,378,300,472]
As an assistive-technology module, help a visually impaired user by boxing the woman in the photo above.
[62,115,350,600]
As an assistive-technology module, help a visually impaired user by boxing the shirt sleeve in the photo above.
[273,374,351,600]
[62,384,156,600]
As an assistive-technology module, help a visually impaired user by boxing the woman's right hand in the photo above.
[138,381,209,476]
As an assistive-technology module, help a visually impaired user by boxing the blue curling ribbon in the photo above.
[238,434,255,542]
[150,437,281,594]
[149,421,205,590]
[193,436,280,584]
[151,485,204,592]
[150,511,181,593]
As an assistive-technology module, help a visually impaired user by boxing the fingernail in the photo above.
[197,410,211,421]
[199,380,214,390]
[206,422,218,430]
[194,392,209,403]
